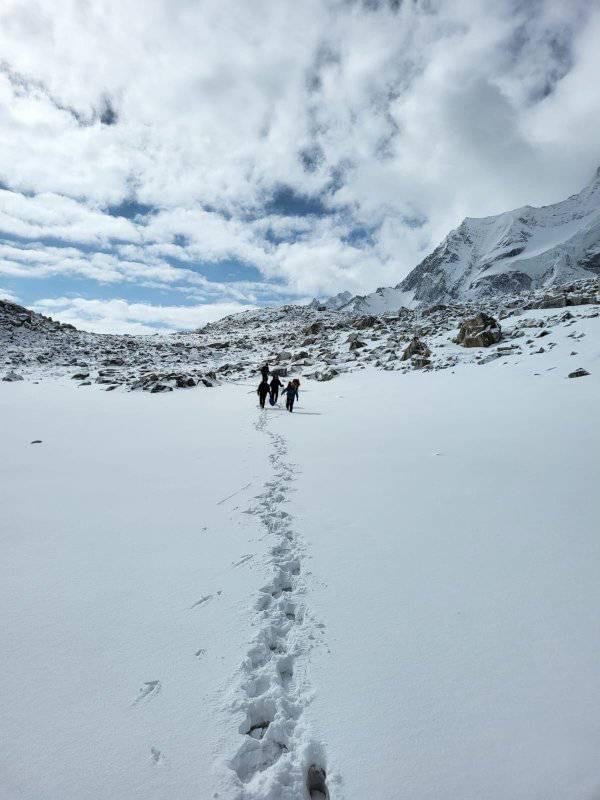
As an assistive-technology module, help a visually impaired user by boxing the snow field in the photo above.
[0,382,271,800]
[277,349,599,799]
[1,311,599,799]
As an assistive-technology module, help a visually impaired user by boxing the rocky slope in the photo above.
[2,277,598,393]
[340,168,600,314]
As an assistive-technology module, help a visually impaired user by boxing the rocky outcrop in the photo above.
[0,299,78,333]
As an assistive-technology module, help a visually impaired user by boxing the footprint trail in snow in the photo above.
[227,413,330,799]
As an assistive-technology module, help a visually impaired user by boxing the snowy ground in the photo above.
[1,314,599,799]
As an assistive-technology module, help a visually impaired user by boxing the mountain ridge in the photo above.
[334,168,600,315]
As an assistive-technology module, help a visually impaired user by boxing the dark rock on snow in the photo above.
[456,313,501,347]
[401,337,431,361]
[568,368,590,378]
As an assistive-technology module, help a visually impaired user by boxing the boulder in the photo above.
[176,376,196,388]
[423,303,448,316]
[349,339,367,351]
[304,321,323,335]
[2,370,24,381]
[568,368,590,378]
[410,355,431,369]
[353,315,378,330]
[456,313,501,347]
[538,294,566,309]
[315,368,338,381]
[401,337,431,361]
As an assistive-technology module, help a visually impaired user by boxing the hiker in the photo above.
[257,379,270,409]
[283,380,299,412]
[292,378,300,402]
[269,374,283,404]
[260,362,269,382]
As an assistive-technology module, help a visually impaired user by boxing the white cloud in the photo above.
[0,0,598,306]
[32,297,256,335]
[0,189,140,244]
[0,285,18,303]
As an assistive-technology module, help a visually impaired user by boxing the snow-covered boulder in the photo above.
[2,370,24,381]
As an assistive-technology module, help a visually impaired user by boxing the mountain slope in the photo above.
[341,168,600,314]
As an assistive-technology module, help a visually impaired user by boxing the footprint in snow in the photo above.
[191,590,222,609]
[191,594,213,609]
[233,554,254,568]
[133,680,161,705]
[307,764,330,799]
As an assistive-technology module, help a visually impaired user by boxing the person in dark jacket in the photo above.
[283,381,298,412]
[257,379,270,408]
[269,374,283,404]
[260,362,269,382]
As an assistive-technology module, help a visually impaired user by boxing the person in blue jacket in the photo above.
[282,380,299,412]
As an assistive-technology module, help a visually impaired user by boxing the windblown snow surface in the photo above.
[1,308,599,800]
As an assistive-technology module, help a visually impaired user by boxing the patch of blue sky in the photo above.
[402,213,427,228]
[3,275,199,308]
[166,255,266,284]
[2,254,296,309]
[264,185,330,217]
[105,199,156,219]
[342,225,378,247]
[1,233,102,253]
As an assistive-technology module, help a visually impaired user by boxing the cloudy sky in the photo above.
[1,0,599,333]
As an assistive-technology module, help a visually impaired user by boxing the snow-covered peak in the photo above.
[308,290,354,311]
[338,167,600,313]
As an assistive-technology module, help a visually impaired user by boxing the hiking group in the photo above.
[257,363,300,412]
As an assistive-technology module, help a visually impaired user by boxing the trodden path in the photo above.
[226,412,330,800]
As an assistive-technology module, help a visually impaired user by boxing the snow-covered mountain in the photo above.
[308,290,353,311]
[341,167,600,314]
